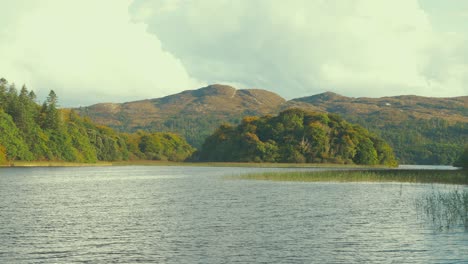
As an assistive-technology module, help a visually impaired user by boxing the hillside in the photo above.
[286,93,468,164]
[287,92,467,123]
[76,84,285,147]
[76,85,468,165]
[0,79,194,164]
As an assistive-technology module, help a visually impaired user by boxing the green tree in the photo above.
[137,132,194,161]
[372,137,398,167]
[0,78,8,110]
[354,138,379,165]
[66,112,98,162]
[0,110,33,161]
[454,146,468,169]
[41,90,60,130]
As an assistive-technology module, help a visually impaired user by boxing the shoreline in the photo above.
[1,160,391,169]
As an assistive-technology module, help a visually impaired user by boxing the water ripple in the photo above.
[0,166,467,263]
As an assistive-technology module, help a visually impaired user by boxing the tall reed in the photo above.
[415,189,468,230]
[237,169,468,185]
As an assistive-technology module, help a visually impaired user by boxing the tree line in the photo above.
[1,77,464,167]
[0,78,194,164]
[196,108,398,166]
[345,114,467,165]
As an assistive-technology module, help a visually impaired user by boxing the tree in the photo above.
[0,78,8,110]
[454,146,468,169]
[354,138,379,165]
[0,110,33,161]
[41,90,60,130]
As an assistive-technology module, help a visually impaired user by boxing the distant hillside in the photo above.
[76,84,285,148]
[287,92,467,123]
[286,93,468,164]
[76,85,468,165]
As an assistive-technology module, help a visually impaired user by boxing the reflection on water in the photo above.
[0,166,467,263]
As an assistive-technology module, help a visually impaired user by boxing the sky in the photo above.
[0,0,467,106]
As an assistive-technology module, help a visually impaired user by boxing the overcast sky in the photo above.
[0,0,467,106]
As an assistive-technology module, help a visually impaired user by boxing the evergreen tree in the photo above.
[0,78,8,110]
[42,90,60,130]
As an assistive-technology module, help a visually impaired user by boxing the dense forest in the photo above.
[290,92,468,165]
[0,78,194,164]
[197,109,398,166]
[343,115,468,165]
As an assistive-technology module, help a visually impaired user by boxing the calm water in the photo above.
[0,166,467,263]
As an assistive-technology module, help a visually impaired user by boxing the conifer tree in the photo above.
[42,90,60,130]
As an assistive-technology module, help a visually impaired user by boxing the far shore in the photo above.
[1,160,391,169]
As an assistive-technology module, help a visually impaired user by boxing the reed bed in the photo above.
[415,189,468,230]
[238,169,468,185]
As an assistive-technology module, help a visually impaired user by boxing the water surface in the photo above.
[0,166,467,263]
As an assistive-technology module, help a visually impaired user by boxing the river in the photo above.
[0,166,467,263]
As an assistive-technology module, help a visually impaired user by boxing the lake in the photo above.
[0,166,467,263]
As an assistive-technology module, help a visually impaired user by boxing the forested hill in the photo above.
[0,78,194,164]
[197,109,398,166]
[76,84,467,165]
[76,84,285,148]
[286,92,468,165]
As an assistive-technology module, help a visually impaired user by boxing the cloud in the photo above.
[130,0,468,98]
[0,0,201,106]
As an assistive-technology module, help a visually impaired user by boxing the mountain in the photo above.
[287,92,467,123]
[76,84,285,148]
[75,85,468,165]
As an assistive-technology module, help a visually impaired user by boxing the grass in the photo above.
[415,189,468,230]
[237,169,468,185]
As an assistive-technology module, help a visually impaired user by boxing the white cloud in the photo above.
[1,1,466,105]
[0,0,201,106]
[130,0,468,98]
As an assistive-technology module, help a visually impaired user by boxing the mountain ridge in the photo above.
[75,84,468,164]
[80,85,467,123]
